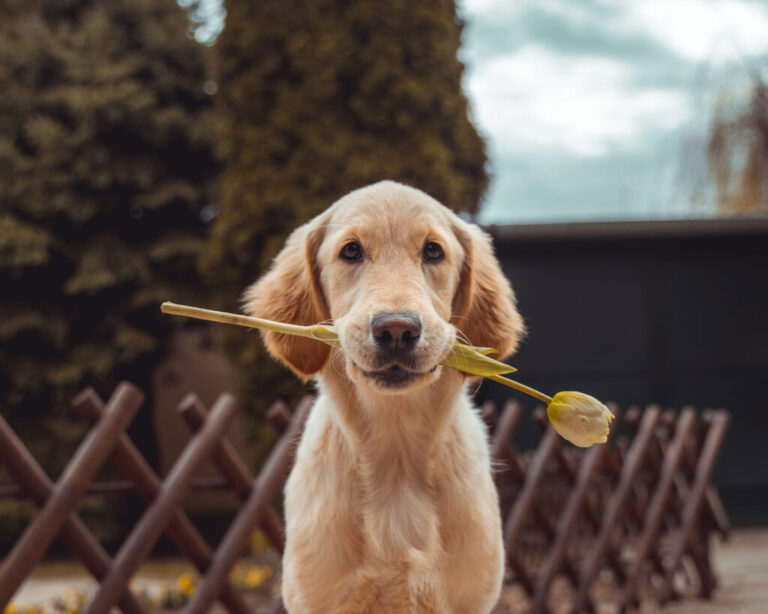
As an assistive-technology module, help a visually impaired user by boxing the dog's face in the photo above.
[315,191,463,391]
[244,181,524,394]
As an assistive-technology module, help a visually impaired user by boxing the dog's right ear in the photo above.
[243,214,330,380]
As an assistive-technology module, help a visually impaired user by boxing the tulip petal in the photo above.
[546,391,614,447]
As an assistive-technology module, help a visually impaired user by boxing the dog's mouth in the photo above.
[353,362,438,388]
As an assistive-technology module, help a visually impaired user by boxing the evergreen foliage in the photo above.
[205,0,488,422]
[0,0,216,468]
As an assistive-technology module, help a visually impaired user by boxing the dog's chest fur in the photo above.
[281,371,504,613]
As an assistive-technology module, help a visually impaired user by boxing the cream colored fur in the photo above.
[244,181,524,613]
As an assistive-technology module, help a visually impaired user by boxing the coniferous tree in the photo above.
[0,0,216,469]
[204,0,488,426]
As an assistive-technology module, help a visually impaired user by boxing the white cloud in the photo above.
[602,0,768,64]
[468,45,689,157]
[459,0,519,17]
[460,0,591,22]
[459,0,768,220]
[462,0,768,65]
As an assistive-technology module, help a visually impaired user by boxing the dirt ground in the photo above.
[9,528,768,613]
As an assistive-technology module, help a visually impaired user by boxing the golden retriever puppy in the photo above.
[245,181,524,613]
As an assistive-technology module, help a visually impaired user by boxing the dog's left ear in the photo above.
[242,214,331,379]
[451,220,525,361]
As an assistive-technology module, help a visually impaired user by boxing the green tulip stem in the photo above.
[161,302,317,337]
[487,374,553,404]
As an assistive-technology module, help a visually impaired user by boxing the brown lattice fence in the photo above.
[0,382,729,613]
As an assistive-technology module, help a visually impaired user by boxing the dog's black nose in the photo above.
[371,312,422,352]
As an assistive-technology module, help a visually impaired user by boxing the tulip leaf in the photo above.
[440,343,517,376]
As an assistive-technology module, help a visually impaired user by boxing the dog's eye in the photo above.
[339,241,363,262]
[423,241,444,263]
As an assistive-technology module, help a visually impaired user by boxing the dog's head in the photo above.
[244,181,524,393]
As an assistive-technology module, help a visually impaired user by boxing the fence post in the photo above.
[0,413,147,614]
[73,389,251,614]
[178,394,286,553]
[490,401,522,463]
[573,407,660,612]
[502,419,560,596]
[622,408,697,610]
[184,396,313,614]
[529,418,614,613]
[0,382,143,607]
[662,409,730,600]
[85,393,239,614]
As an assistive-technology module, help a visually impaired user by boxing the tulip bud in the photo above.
[546,391,614,447]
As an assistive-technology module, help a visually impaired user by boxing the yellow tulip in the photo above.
[546,391,615,447]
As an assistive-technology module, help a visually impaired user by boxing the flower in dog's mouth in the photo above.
[161,302,614,447]
[546,392,614,447]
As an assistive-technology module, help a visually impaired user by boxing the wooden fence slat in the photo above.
[267,400,293,432]
[266,598,288,614]
[0,382,143,607]
[662,410,730,600]
[73,390,251,614]
[0,414,147,614]
[649,407,709,593]
[529,423,612,614]
[487,400,538,594]
[184,396,314,614]
[533,404,626,587]
[573,407,660,613]
[84,394,240,614]
[529,491,591,611]
[504,420,559,551]
[704,486,730,539]
[621,408,697,611]
[490,401,523,462]
[692,411,731,540]
[502,429,588,604]
[178,394,286,553]
[496,404,596,606]
[503,424,561,602]
[631,412,680,578]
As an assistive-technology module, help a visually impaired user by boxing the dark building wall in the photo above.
[482,217,768,524]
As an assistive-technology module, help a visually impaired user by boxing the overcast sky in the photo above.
[459,0,768,223]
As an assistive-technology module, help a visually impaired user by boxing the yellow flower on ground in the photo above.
[245,567,265,586]
[249,529,271,553]
[231,562,273,589]
[177,572,196,596]
[546,391,614,447]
